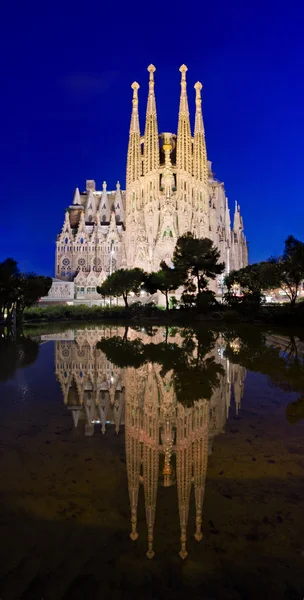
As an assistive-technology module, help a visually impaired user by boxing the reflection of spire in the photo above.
[125,369,141,541]
[193,400,209,541]
[176,404,192,559]
[143,367,159,558]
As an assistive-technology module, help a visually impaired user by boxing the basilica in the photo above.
[52,65,247,301]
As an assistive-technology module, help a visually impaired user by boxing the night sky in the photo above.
[1,0,303,275]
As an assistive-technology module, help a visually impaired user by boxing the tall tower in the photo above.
[126,82,141,188]
[176,65,192,179]
[143,65,161,259]
[125,82,148,269]
[143,65,159,176]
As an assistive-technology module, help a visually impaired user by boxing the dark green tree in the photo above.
[144,261,184,311]
[97,268,146,308]
[269,235,304,307]
[0,258,20,323]
[173,233,225,303]
[224,262,277,306]
[16,274,52,321]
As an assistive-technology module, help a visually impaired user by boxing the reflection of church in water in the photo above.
[52,326,246,559]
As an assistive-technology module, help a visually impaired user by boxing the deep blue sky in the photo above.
[1,0,303,275]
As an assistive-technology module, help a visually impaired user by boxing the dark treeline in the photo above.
[97,232,225,311]
[97,233,304,315]
[0,258,52,325]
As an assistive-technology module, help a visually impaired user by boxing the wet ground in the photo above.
[0,325,303,599]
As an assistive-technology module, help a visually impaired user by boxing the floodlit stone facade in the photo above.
[55,65,248,299]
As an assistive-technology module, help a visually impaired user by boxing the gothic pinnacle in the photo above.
[131,81,140,99]
[177,64,191,174]
[127,81,141,184]
[194,81,203,102]
[179,64,188,83]
[144,64,159,174]
[147,64,156,85]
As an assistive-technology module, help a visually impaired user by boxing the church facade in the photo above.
[54,65,247,301]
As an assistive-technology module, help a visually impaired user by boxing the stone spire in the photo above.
[176,65,192,176]
[126,82,141,186]
[62,211,72,235]
[114,181,124,223]
[73,187,81,205]
[85,189,96,220]
[99,181,110,223]
[76,210,87,237]
[193,82,208,185]
[233,201,242,231]
[143,64,159,175]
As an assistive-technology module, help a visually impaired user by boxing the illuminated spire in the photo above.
[144,64,159,175]
[61,210,72,235]
[193,82,208,184]
[126,82,141,186]
[233,201,245,237]
[73,187,81,205]
[176,65,192,176]
[99,181,110,223]
[77,210,87,236]
[114,181,124,223]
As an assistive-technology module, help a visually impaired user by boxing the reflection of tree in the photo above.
[0,330,39,382]
[223,329,304,424]
[97,327,224,406]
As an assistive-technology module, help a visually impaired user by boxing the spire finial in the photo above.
[116,181,120,190]
[102,181,107,191]
[148,64,156,84]
[194,81,203,102]
[179,64,188,83]
[131,81,140,103]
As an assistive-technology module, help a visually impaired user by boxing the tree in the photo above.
[0,259,20,323]
[144,261,184,311]
[173,233,225,301]
[0,259,52,325]
[269,236,304,307]
[16,274,52,320]
[97,268,146,308]
[224,262,277,306]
